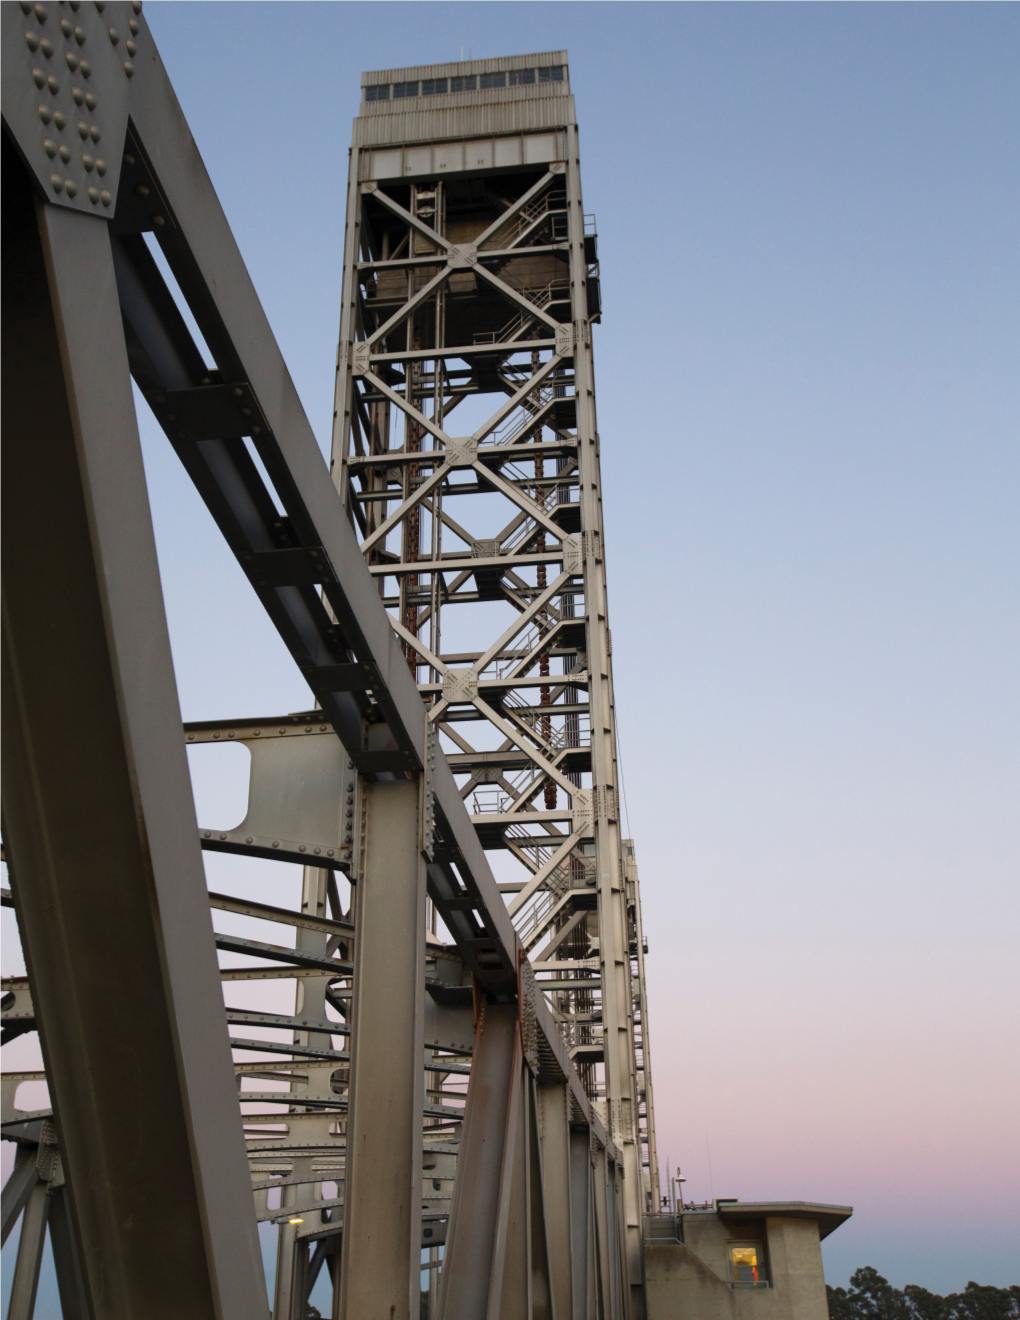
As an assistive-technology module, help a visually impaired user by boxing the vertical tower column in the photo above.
[338,779,427,1320]
[564,125,647,1307]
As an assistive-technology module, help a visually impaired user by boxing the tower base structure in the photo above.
[645,1201,852,1320]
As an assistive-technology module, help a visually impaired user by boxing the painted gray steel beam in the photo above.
[1,135,267,1320]
[339,781,426,1320]
[7,1180,48,1320]
[536,1080,578,1319]
[435,1001,518,1320]
[624,842,660,1212]
[563,124,649,1303]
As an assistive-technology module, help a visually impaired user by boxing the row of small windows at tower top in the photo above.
[365,66,566,102]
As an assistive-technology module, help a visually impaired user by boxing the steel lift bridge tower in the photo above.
[2,12,658,1319]
[336,48,660,1285]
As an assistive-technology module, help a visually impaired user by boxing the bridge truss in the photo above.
[2,12,658,1320]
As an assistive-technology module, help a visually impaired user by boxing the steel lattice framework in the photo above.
[1,13,658,1320]
[333,54,660,1291]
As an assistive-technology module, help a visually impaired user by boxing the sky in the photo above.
[3,0,1018,1304]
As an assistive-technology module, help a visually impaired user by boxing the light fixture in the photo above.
[288,1217,304,1224]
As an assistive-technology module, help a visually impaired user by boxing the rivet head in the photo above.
[319,725,326,731]
[278,728,286,735]
[34,1,48,17]
[253,729,261,735]
[272,840,280,848]
[50,173,63,193]
[47,75,59,93]
[20,2,32,15]
[39,104,52,124]
[79,59,90,77]
[108,26,118,44]
[204,831,211,839]
[40,37,53,57]
[77,119,88,139]
[25,31,40,52]
[213,732,220,739]
[246,836,253,844]
[132,0,142,13]
[89,124,100,142]
[123,60,134,77]
[135,183,149,196]
[60,17,71,36]
[71,85,83,103]
[74,25,86,44]
[187,733,195,740]
[84,92,96,109]
[299,845,306,853]
[65,51,79,70]
[44,138,58,158]
[151,214,164,227]
[62,179,75,197]
[314,847,321,855]
[125,38,136,56]
[219,834,226,841]
[82,153,94,171]
[129,16,139,34]
[32,67,46,87]
[53,111,65,128]
[58,144,69,162]
[227,731,235,738]
[327,850,335,857]
[99,188,111,206]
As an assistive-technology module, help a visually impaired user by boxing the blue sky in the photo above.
[2,2,1017,1305]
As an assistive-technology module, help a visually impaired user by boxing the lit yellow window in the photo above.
[729,1243,765,1286]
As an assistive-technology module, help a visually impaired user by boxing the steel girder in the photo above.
[2,12,633,1320]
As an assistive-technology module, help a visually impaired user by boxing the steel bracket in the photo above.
[562,533,584,575]
[441,669,479,704]
[444,437,478,468]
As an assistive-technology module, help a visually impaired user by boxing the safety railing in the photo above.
[474,276,571,345]
[479,188,567,252]
[512,862,572,945]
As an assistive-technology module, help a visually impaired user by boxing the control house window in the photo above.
[729,1243,768,1288]
[368,67,563,101]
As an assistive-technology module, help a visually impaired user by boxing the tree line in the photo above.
[828,1268,1020,1320]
